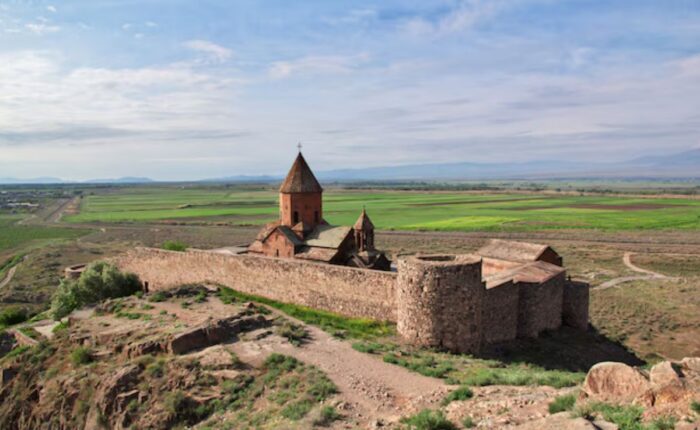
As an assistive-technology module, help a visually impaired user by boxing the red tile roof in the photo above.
[279,152,323,193]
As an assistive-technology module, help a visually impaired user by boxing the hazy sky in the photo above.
[1,0,699,180]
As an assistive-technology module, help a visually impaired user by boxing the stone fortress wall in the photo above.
[112,248,398,322]
[112,247,589,353]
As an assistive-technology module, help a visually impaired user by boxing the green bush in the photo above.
[648,416,676,430]
[548,394,576,414]
[0,307,29,327]
[442,386,473,405]
[275,321,309,346]
[148,291,167,303]
[400,409,457,430]
[281,399,313,420]
[313,405,341,426]
[462,416,475,428]
[162,240,188,252]
[692,400,700,414]
[70,347,93,366]
[50,262,142,320]
[574,402,647,430]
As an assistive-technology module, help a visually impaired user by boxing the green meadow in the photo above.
[64,187,700,232]
[0,215,89,253]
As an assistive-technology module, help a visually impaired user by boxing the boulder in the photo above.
[681,357,700,373]
[650,361,682,387]
[582,362,652,405]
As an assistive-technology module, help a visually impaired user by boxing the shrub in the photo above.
[162,240,188,252]
[0,307,29,327]
[145,358,167,377]
[50,262,142,319]
[52,321,69,333]
[281,399,313,420]
[400,409,457,430]
[307,371,338,401]
[442,386,473,405]
[148,292,167,303]
[164,390,212,424]
[573,402,645,430]
[462,416,475,428]
[314,405,342,427]
[275,321,309,346]
[70,347,93,366]
[692,400,700,414]
[548,394,576,414]
[649,416,676,430]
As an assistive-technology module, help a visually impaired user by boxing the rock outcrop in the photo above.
[582,361,653,405]
[581,358,700,418]
[168,314,270,354]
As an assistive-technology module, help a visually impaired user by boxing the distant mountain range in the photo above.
[1,150,698,184]
[0,176,154,185]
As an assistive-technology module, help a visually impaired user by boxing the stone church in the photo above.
[247,152,391,270]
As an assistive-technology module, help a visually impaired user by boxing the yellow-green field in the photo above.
[65,187,700,232]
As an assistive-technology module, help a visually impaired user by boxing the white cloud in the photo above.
[46,5,57,13]
[401,0,510,37]
[183,39,233,63]
[145,21,157,27]
[268,53,370,79]
[122,23,132,31]
[25,22,60,35]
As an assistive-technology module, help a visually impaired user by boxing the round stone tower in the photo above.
[397,254,485,354]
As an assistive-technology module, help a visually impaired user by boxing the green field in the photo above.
[64,187,700,232]
[0,215,89,254]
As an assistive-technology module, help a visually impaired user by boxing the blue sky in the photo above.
[1,0,699,180]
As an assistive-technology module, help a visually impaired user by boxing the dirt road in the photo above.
[597,252,669,290]
[0,265,18,290]
[231,319,449,426]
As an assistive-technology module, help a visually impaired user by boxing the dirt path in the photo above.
[230,317,449,427]
[0,265,18,290]
[597,252,669,290]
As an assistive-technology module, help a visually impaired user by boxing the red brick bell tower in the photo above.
[279,151,323,233]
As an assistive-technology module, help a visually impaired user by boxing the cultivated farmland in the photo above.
[65,187,700,232]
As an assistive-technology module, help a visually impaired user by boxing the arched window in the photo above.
[293,211,299,224]
[314,211,319,223]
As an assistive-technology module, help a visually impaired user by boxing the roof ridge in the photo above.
[279,152,323,193]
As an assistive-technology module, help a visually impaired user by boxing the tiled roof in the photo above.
[277,226,305,246]
[279,152,323,193]
[294,247,339,262]
[484,260,565,287]
[477,239,552,263]
[303,225,352,249]
[353,208,374,230]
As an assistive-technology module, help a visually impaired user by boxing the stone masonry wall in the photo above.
[563,280,590,330]
[516,272,565,338]
[397,255,484,354]
[482,280,519,344]
[112,248,397,322]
